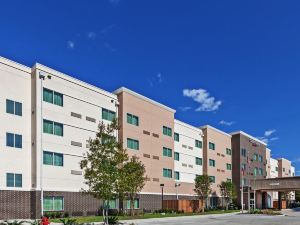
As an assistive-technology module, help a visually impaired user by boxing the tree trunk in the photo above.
[202,199,205,214]
[130,197,135,217]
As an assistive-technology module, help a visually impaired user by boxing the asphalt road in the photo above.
[122,209,300,225]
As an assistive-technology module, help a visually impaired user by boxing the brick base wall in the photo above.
[0,191,199,220]
[0,190,32,220]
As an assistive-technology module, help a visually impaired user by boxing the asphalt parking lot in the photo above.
[123,209,300,225]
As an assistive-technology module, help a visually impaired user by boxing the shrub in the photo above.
[63,212,70,218]
[107,216,119,225]
[59,218,77,225]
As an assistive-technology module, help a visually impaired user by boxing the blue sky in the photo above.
[1,1,300,173]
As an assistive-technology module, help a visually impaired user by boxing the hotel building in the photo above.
[0,55,297,219]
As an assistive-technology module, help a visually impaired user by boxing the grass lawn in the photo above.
[51,210,239,223]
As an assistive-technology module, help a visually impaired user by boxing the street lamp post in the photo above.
[39,72,51,216]
[160,184,165,210]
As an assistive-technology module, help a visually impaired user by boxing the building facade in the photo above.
[114,87,179,210]
[0,56,298,219]
[231,131,268,209]
[0,57,118,219]
[174,119,203,196]
[201,125,232,207]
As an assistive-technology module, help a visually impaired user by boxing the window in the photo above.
[254,167,258,176]
[43,151,63,166]
[174,152,180,161]
[241,178,247,186]
[6,173,22,188]
[209,159,216,167]
[226,163,232,170]
[241,163,246,172]
[175,171,180,180]
[259,168,263,176]
[195,157,202,166]
[275,167,278,171]
[127,113,139,126]
[108,200,117,209]
[283,168,286,172]
[174,133,179,142]
[6,99,22,116]
[163,126,172,137]
[102,108,116,121]
[258,155,263,162]
[6,133,22,148]
[195,140,202,148]
[163,168,172,178]
[43,88,63,107]
[126,199,139,209]
[127,138,139,150]
[209,142,215,150]
[226,148,232,155]
[253,154,258,161]
[43,120,63,136]
[163,147,172,157]
[241,148,247,157]
[227,178,232,182]
[209,176,216,183]
[43,197,64,211]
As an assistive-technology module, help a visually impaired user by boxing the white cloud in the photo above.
[87,32,96,39]
[257,129,278,144]
[179,106,192,112]
[292,158,300,163]
[219,120,235,126]
[157,73,162,83]
[148,73,163,87]
[183,88,222,112]
[264,129,276,137]
[67,41,75,49]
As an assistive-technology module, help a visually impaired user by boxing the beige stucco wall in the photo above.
[202,126,232,196]
[278,158,292,177]
[116,89,177,195]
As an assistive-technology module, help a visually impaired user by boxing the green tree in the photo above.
[194,175,213,214]
[80,120,128,225]
[218,181,237,210]
[120,156,147,216]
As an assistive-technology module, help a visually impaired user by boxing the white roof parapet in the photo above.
[175,119,203,134]
[230,130,267,146]
[114,87,176,113]
[0,56,31,73]
[201,125,232,137]
[34,63,117,100]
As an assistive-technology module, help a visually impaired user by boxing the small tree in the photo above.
[218,181,237,210]
[80,120,128,225]
[120,156,146,216]
[194,175,212,214]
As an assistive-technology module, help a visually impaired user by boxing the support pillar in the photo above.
[278,192,282,210]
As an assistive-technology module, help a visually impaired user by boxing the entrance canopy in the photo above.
[250,176,300,191]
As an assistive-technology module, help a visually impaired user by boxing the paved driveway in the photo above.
[123,210,300,225]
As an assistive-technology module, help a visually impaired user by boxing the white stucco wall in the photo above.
[174,119,203,183]
[33,64,118,192]
[0,57,32,191]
